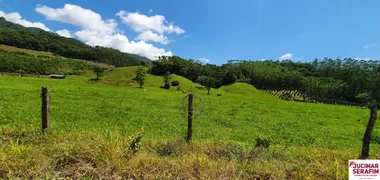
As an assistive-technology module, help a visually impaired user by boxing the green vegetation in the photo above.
[0,50,95,75]
[0,67,379,178]
[266,90,308,102]
[135,67,147,88]
[163,71,172,89]
[1,17,380,178]
[0,44,115,68]
[2,14,379,105]
[0,17,150,67]
[92,66,105,80]
[196,75,217,94]
[171,80,179,86]
[151,56,380,106]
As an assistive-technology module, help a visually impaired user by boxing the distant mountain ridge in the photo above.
[0,17,151,67]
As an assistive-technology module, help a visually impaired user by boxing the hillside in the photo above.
[1,68,379,178]
[0,50,96,75]
[0,44,114,68]
[100,67,205,92]
[0,17,151,67]
[150,56,380,107]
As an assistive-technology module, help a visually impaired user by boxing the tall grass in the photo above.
[1,125,371,179]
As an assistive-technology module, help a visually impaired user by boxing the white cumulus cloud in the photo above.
[363,43,375,49]
[75,30,172,60]
[116,11,185,34]
[36,4,117,35]
[199,57,210,63]
[0,11,50,31]
[135,30,170,45]
[280,53,293,60]
[355,57,371,61]
[36,4,173,60]
[56,29,72,38]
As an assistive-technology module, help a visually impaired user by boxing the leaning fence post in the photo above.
[41,86,50,132]
[187,93,194,143]
[360,99,377,159]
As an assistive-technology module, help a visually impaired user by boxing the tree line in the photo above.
[0,50,95,75]
[0,17,150,67]
[150,56,380,105]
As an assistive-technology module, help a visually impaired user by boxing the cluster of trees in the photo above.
[150,56,380,105]
[0,50,95,75]
[0,17,150,67]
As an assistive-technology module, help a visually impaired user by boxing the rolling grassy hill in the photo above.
[100,67,209,92]
[0,67,379,179]
[0,44,115,68]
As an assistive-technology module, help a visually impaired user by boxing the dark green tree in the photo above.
[163,71,172,89]
[197,75,217,94]
[196,75,208,87]
[135,66,147,88]
[93,66,105,80]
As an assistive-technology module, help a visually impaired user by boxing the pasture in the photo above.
[0,67,379,179]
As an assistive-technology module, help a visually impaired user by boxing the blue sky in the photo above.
[0,0,379,64]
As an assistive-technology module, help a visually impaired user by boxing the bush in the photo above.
[126,128,144,153]
[171,80,179,86]
[164,83,170,89]
[255,138,270,148]
[153,140,187,157]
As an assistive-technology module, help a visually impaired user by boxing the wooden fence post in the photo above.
[187,93,193,143]
[41,86,50,132]
[360,99,377,159]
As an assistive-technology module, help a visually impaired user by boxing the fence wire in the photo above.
[178,93,205,119]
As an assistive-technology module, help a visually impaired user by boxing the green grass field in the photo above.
[1,67,379,179]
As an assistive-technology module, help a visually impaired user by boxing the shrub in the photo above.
[126,128,144,153]
[255,138,270,148]
[153,140,186,157]
[164,83,170,89]
[171,80,179,86]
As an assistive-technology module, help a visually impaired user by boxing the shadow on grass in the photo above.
[89,78,101,81]
[160,86,170,90]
